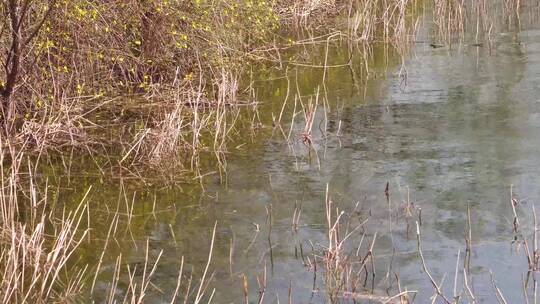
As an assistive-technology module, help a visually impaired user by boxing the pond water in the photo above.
[51,6,540,304]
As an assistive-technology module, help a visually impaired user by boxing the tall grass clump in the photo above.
[0,140,220,303]
[0,0,293,182]
[430,0,523,45]
[0,141,89,303]
[347,0,420,45]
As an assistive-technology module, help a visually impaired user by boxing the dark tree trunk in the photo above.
[1,0,56,127]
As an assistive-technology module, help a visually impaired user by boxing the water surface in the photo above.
[54,9,540,303]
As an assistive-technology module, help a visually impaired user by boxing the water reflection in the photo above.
[68,12,540,304]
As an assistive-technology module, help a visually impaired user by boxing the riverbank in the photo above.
[0,0,425,179]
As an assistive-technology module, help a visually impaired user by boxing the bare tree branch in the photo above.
[1,0,56,104]
[24,0,56,47]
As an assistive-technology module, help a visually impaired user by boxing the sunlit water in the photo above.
[48,8,540,304]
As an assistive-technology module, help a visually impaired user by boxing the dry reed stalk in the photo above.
[321,184,383,302]
[170,256,185,304]
[511,185,521,232]
[95,223,218,304]
[490,271,509,304]
[0,140,90,303]
[348,0,419,46]
[194,222,217,304]
[463,266,476,303]
[242,273,249,304]
[433,0,466,45]
[415,221,451,303]
[300,89,318,147]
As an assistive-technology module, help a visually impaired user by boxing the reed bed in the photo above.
[0,141,88,303]
[2,136,540,303]
[282,182,540,303]
[0,140,218,303]
[2,0,540,303]
[1,0,517,180]
[0,0,424,178]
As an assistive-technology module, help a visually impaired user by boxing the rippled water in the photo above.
[52,7,540,304]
